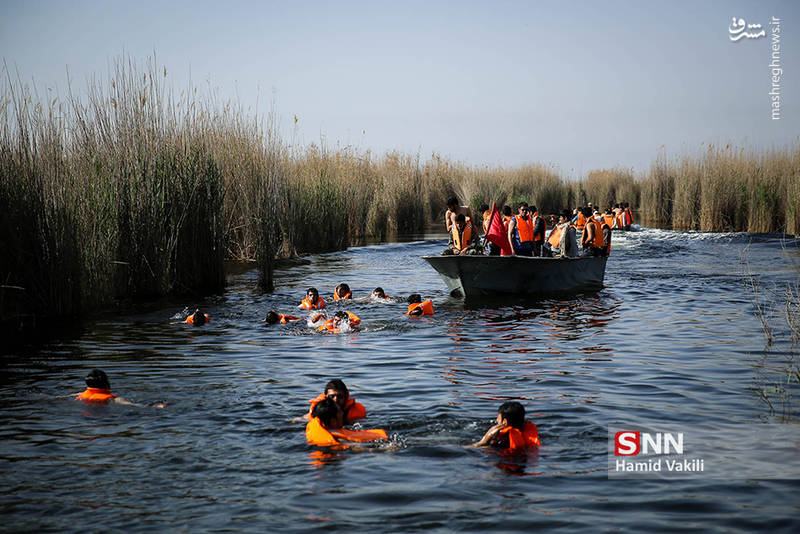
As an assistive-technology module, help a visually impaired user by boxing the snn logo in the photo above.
[615,431,684,456]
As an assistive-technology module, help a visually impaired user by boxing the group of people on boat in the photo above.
[442,196,635,258]
[303,378,540,451]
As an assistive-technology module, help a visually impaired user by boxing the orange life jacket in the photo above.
[308,394,367,421]
[300,297,326,310]
[333,291,352,300]
[548,225,563,248]
[451,221,473,251]
[407,300,434,316]
[625,207,634,225]
[185,313,210,325]
[514,215,534,243]
[532,213,546,242]
[502,215,511,231]
[603,214,615,227]
[575,212,586,230]
[499,422,541,449]
[587,219,604,248]
[77,387,116,404]
[279,314,301,324]
[305,417,388,446]
[318,312,361,332]
[482,210,492,232]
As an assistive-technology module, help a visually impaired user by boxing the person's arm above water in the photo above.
[471,422,506,447]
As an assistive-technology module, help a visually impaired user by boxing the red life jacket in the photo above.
[77,387,116,404]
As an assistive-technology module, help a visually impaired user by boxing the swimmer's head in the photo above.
[371,287,386,298]
[332,311,350,329]
[334,283,350,298]
[407,293,422,304]
[191,309,207,326]
[324,378,349,408]
[498,401,525,431]
[85,369,110,390]
[312,397,343,429]
[306,287,319,303]
[264,311,280,325]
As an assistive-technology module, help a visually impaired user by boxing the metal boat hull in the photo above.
[422,255,607,298]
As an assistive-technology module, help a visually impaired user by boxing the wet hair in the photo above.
[498,401,525,431]
[312,397,341,427]
[454,213,466,224]
[479,204,489,213]
[333,311,349,322]
[264,310,280,325]
[85,369,110,390]
[191,309,206,326]
[372,287,385,297]
[335,283,350,296]
[324,379,348,395]
[446,196,459,208]
[306,287,319,301]
[502,205,512,216]
[407,293,422,304]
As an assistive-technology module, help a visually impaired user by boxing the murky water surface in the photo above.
[2,229,799,532]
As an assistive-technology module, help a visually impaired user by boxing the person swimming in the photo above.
[318,310,361,333]
[264,310,301,325]
[370,287,391,299]
[76,369,165,408]
[305,397,387,446]
[298,287,326,310]
[407,294,434,316]
[471,401,540,449]
[333,283,353,300]
[185,308,209,325]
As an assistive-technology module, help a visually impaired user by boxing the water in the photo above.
[2,228,799,532]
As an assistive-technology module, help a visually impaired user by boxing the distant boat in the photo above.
[422,255,607,298]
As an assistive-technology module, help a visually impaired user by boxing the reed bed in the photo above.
[3,57,799,335]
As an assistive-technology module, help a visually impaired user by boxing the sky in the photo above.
[1,0,797,177]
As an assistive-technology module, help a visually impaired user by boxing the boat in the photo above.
[422,255,607,298]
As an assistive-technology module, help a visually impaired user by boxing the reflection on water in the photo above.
[1,229,799,531]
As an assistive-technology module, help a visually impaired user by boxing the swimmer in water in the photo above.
[185,308,209,325]
[318,311,361,333]
[264,310,302,325]
[471,401,540,449]
[370,287,391,300]
[406,293,434,316]
[333,283,353,300]
[298,287,325,310]
[296,378,367,424]
[305,397,388,446]
[76,369,165,408]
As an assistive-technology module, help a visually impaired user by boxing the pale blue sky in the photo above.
[1,0,797,176]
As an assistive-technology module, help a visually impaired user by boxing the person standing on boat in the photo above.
[444,196,474,233]
[581,207,605,256]
[507,203,535,256]
[443,213,480,255]
[530,205,547,257]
